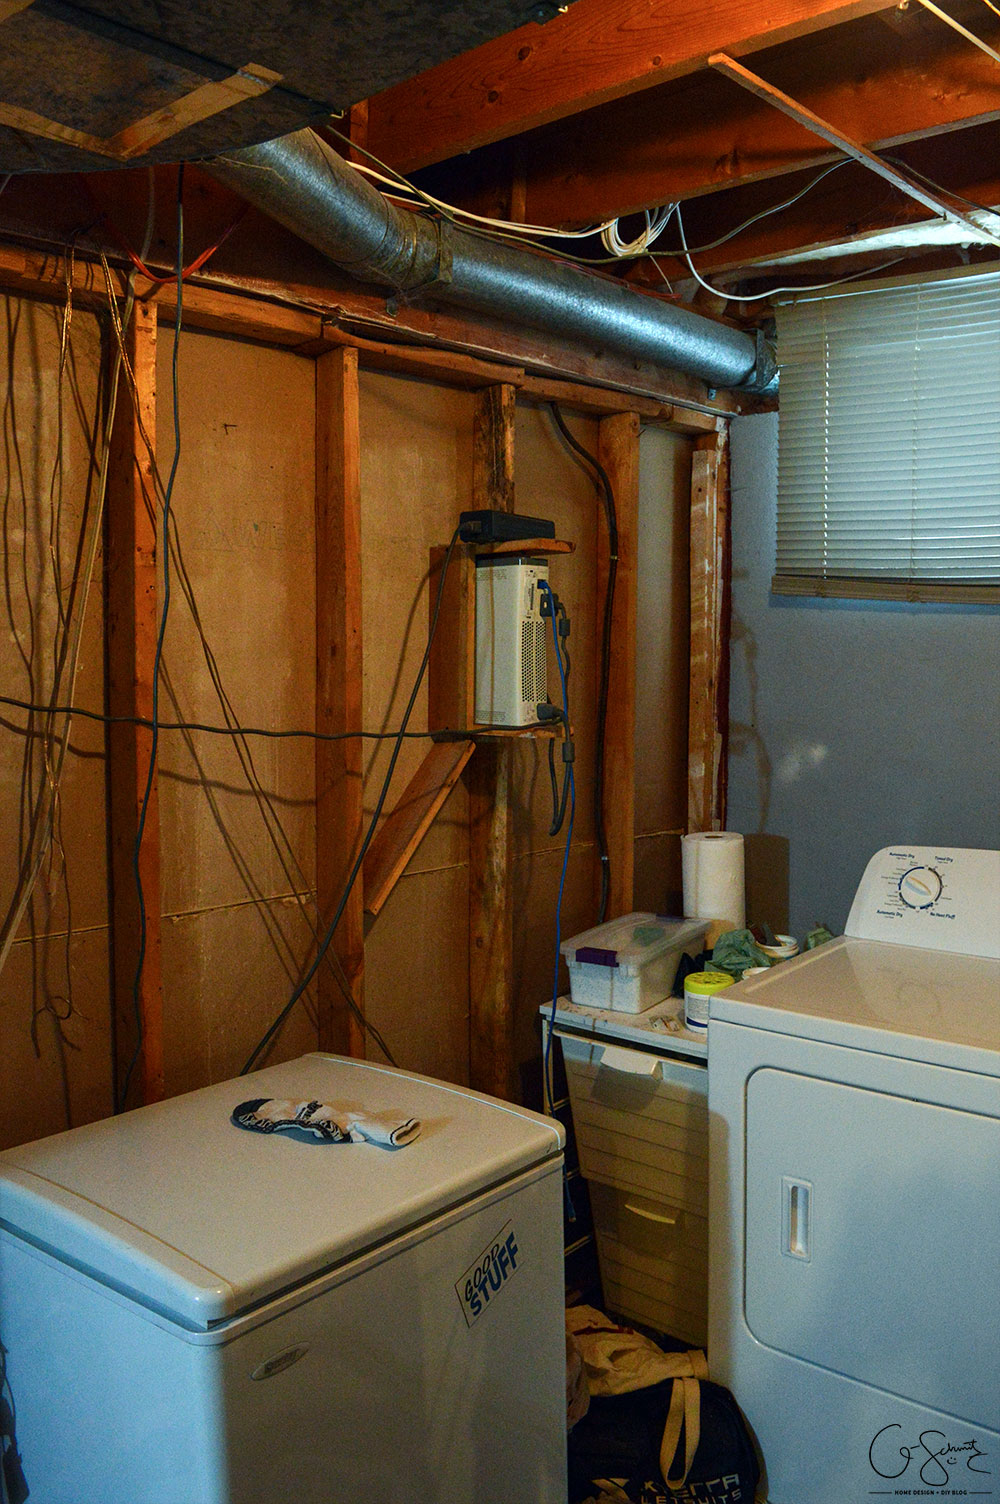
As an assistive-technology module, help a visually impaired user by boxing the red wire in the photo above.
[103,201,249,285]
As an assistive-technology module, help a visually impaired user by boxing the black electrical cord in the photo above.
[542,593,573,836]
[116,166,184,1114]
[543,706,574,838]
[239,526,463,1076]
[546,403,618,922]
[0,693,433,742]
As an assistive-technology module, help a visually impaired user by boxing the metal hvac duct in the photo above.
[209,128,777,394]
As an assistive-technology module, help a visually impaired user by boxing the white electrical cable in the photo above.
[681,161,850,255]
[675,203,907,302]
[332,128,871,275]
[601,203,676,257]
[349,158,620,239]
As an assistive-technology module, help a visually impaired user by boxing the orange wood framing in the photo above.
[0,242,756,420]
[104,297,164,1108]
[5,240,731,1102]
[315,346,366,1056]
[687,428,730,833]
[365,0,898,172]
[363,739,477,921]
[596,410,640,917]
[467,383,518,1100]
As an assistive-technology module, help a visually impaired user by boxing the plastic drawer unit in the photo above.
[552,1012,708,1347]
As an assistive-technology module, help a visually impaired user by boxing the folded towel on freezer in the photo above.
[345,1111,421,1147]
[230,1098,421,1148]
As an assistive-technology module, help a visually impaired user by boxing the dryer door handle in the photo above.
[782,1176,812,1261]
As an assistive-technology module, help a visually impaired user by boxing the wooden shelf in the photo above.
[475,536,574,558]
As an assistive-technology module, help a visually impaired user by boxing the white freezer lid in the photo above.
[710,937,1000,1073]
[0,1054,563,1330]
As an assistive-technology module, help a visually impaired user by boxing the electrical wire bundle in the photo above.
[0,233,134,1041]
[600,204,675,259]
[326,124,981,299]
[0,169,413,1098]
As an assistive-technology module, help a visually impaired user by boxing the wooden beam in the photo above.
[520,375,718,430]
[315,346,365,1057]
[627,140,1000,287]
[104,298,164,1108]
[473,383,517,510]
[365,0,899,172]
[455,16,1000,229]
[427,544,477,734]
[467,741,515,1100]
[596,411,640,917]
[363,739,477,920]
[467,383,518,1100]
[0,240,754,417]
[707,53,1000,248]
[687,431,730,834]
[0,65,283,162]
[109,65,283,160]
[328,291,748,416]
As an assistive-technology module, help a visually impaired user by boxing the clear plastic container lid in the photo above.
[560,912,707,977]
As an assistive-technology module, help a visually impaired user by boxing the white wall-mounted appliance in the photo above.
[0,1053,567,1504]
[708,846,1000,1504]
[475,555,549,727]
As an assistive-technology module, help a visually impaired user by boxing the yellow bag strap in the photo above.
[660,1376,702,1492]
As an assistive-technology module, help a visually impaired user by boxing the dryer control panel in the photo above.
[845,845,1000,958]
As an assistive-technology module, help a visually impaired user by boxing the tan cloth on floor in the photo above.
[565,1304,708,1397]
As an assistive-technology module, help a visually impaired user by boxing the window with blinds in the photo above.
[774,265,1000,602]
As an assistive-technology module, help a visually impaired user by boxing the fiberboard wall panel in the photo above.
[359,370,474,1082]
[155,330,318,1095]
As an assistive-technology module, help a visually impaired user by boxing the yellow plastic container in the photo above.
[683,969,735,1031]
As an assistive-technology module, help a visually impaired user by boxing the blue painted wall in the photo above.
[727,412,1000,937]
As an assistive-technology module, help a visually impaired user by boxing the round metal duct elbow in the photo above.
[209,128,777,395]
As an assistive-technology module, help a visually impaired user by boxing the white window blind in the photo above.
[775,266,1000,599]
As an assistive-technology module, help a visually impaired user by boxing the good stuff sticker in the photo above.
[455,1221,521,1327]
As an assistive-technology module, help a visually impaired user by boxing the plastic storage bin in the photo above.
[560,914,707,1014]
[554,1029,709,1345]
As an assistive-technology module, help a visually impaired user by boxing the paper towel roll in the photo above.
[682,831,746,935]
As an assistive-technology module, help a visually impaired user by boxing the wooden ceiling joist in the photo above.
[636,138,1000,284]
[364,0,900,173]
[708,52,1000,248]
[467,19,1000,229]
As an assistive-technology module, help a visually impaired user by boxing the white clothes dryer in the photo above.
[708,846,1000,1504]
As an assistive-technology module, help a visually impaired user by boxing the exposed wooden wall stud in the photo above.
[315,345,366,1056]
[104,297,164,1108]
[688,427,730,833]
[467,382,518,1100]
[596,409,640,918]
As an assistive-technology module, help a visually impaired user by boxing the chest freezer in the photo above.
[0,1052,567,1504]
